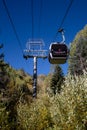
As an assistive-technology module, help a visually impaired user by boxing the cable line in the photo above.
[2,0,24,54]
[31,0,34,39]
[38,0,43,38]
[31,0,43,39]
[54,0,74,40]
[59,0,74,29]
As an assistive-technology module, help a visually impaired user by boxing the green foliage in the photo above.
[17,72,87,130]
[17,96,53,130]
[0,61,33,129]
[0,103,24,130]
[0,43,87,130]
[0,44,8,91]
[0,43,33,129]
[0,44,4,61]
[50,65,64,94]
[50,73,87,129]
[0,105,8,130]
[69,25,87,75]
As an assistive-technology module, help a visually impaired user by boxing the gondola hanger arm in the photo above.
[58,28,65,44]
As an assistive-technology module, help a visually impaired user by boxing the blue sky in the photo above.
[0,0,87,75]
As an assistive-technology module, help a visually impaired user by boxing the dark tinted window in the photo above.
[51,44,67,52]
[51,44,68,57]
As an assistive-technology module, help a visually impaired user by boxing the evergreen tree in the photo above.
[0,44,9,90]
[0,44,5,89]
[0,44,4,62]
[50,65,64,94]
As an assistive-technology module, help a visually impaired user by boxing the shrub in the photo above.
[50,73,87,130]
[15,73,87,130]
[0,105,9,130]
[17,96,53,130]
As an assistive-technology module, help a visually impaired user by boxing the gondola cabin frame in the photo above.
[48,42,69,64]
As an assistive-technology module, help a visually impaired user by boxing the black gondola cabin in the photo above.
[48,42,69,64]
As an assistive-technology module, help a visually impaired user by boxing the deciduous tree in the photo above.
[69,25,87,75]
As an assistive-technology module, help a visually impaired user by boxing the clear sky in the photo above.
[0,0,87,75]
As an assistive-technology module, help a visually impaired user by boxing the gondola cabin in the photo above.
[48,42,69,64]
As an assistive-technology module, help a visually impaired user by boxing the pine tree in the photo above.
[0,44,4,62]
[0,44,5,89]
[50,65,64,94]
